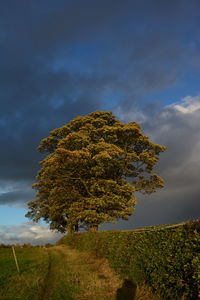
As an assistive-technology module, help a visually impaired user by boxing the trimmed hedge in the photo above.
[58,220,200,300]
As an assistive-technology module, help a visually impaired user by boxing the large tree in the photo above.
[26,111,166,232]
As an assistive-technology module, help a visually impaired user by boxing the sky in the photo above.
[0,0,200,244]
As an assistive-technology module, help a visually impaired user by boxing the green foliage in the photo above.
[58,219,200,300]
[26,111,166,232]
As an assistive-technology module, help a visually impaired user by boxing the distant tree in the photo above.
[22,243,32,248]
[26,111,166,232]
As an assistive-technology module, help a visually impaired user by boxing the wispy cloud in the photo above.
[167,96,200,114]
[0,222,63,245]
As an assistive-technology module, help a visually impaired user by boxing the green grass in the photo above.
[0,247,49,300]
[37,245,123,300]
[0,245,126,300]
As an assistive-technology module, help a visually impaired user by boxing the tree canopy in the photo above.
[26,111,166,232]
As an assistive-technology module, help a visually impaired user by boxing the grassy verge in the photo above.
[0,247,49,300]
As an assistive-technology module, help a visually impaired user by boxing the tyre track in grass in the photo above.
[37,245,122,300]
[38,249,52,300]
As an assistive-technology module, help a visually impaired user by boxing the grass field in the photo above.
[0,245,159,300]
[0,247,49,300]
[0,245,131,300]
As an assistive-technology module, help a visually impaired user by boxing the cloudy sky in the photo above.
[0,0,200,244]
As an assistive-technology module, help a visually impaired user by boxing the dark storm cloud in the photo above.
[0,187,34,205]
[0,0,200,220]
[0,180,34,206]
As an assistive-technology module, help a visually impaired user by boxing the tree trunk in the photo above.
[74,223,79,232]
[89,224,98,232]
[68,223,79,233]
[68,226,74,234]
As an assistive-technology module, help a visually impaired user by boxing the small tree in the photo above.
[26,111,166,232]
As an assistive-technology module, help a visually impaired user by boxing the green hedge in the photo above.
[58,220,200,300]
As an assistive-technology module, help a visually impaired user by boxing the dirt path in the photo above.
[38,245,123,300]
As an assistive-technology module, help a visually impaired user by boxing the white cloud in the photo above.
[141,96,200,220]
[145,95,200,179]
[168,96,200,114]
[0,222,63,245]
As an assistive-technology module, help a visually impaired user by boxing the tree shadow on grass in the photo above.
[116,279,137,300]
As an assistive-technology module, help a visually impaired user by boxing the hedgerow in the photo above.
[58,219,200,300]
